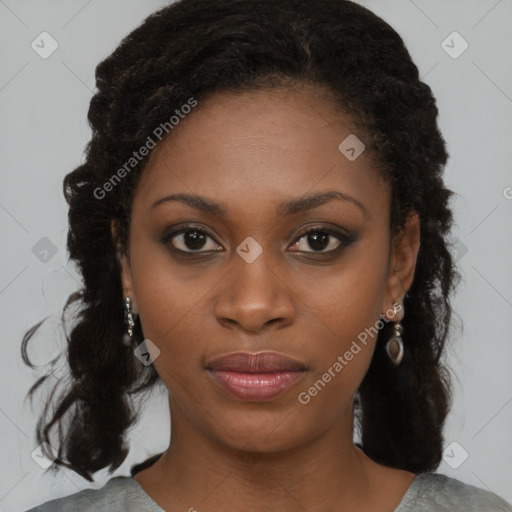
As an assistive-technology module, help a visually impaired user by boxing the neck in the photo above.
[136,397,389,512]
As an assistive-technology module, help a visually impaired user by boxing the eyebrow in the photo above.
[151,190,366,217]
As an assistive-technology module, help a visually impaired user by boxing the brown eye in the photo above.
[164,227,222,253]
[289,226,355,254]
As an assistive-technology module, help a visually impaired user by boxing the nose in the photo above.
[213,250,296,333]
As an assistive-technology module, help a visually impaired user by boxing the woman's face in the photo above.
[116,85,419,453]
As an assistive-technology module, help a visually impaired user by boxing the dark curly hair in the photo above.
[21,0,461,483]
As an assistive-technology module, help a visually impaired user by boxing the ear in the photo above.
[381,210,420,321]
[111,220,139,314]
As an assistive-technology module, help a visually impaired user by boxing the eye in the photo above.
[289,226,354,254]
[162,224,356,256]
[163,226,222,253]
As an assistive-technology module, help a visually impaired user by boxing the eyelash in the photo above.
[161,224,356,258]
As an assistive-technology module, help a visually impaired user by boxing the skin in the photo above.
[112,84,421,512]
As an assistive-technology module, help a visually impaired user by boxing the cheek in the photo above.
[135,281,207,368]
[293,296,380,421]
[128,243,211,374]
[294,250,388,399]
[298,248,387,339]
[135,288,208,412]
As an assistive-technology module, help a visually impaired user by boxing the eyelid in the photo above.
[293,223,352,242]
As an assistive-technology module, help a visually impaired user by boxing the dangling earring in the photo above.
[123,296,135,345]
[385,301,404,366]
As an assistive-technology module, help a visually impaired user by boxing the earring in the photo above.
[123,296,135,345]
[385,301,404,366]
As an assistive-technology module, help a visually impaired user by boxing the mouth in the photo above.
[205,351,307,402]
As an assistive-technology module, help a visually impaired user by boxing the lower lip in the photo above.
[207,370,305,401]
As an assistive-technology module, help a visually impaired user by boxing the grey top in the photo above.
[25,472,512,511]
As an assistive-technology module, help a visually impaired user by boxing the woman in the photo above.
[22,0,512,510]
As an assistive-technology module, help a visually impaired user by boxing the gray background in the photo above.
[0,0,511,510]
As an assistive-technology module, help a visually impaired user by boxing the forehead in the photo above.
[133,86,389,220]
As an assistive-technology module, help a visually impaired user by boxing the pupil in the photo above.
[185,230,206,250]
[308,232,328,251]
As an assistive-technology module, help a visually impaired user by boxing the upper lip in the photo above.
[206,351,307,373]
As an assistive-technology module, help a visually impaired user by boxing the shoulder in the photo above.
[397,472,512,512]
[24,476,163,512]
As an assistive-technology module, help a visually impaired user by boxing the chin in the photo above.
[203,406,315,454]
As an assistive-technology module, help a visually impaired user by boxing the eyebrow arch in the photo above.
[151,190,366,217]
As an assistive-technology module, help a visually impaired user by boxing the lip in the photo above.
[206,351,307,402]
